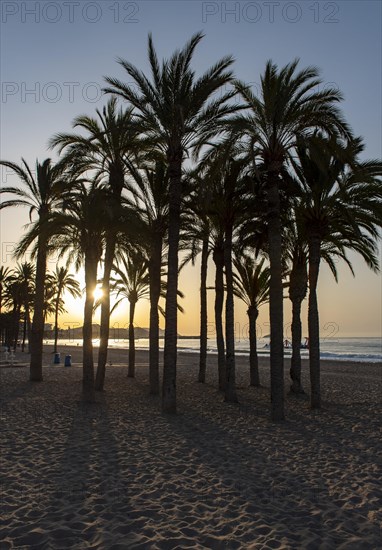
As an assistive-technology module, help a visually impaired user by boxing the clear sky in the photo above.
[1,0,381,338]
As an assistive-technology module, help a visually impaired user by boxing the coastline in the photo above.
[1,345,381,548]
[3,342,380,368]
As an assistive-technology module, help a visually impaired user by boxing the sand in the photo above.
[1,345,381,549]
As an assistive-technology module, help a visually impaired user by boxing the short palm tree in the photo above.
[233,59,352,421]
[47,266,81,353]
[0,158,66,380]
[109,249,150,378]
[3,277,23,350]
[180,171,213,385]
[0,266,12,317]
[104,32,237,413]
[233,253,270,387]
[13,262,35,352]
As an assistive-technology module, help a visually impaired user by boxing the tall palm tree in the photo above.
[0,158,66,380]
[294,135,382,409]
[47,266,81,353]
[104,32,237,413]
[50,98,142,391]
[233,254,270,387]
[233,60,352,420]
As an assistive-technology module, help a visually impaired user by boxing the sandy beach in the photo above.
[1,346,381,549]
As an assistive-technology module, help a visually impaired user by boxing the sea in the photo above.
[48,336,382,364]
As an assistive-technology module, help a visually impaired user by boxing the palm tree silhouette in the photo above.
[233,59,352,420]
[126,158,169,394]
[104,32,237,413]
[50,97,142,391]
[47,266,81,353]
[233,254,270,387]
[44,183,106,401]
[0,266,12,317]
[294,135,382,408]
[13,262,35,352]
[109,249,150,378]
[0,158,66,380]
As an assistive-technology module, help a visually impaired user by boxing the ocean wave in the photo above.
[320,352,382,363]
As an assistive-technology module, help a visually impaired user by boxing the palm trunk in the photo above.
[224,227,238,403]
[53,296,60,354]
[308,235,321,409]
[11,305,19,350]
[149,236,162,395]
[290,298,304,394]
[162,151,182,414]
[13,306,21,351]
[267,174,285,421]
[289,259,307,394]
[82,253,98,402]
[26,309,31,353]
[213,243,226,391]
[248,305,260,387]
[198,231,209,383]
[30,236,48,381]
[128,300,136,378]
[22,310,27,352]
[96,235,116,391]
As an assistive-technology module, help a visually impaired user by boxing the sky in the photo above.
[1,0,381,338]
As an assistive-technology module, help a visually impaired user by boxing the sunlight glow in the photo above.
[93,287,103,301]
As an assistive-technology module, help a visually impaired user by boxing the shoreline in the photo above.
[1,342,381,370]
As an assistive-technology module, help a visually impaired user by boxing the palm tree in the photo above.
[50,97,142,391]
[104,32,237,413]
[233,254,270,387]
[233,59,352,420]
[285,197,357,395]
[199,142,252,402]
[283,211,309,395]
[47,266,81,353]
[0,266,12,317]
[294,135,382,409]
[109,249,150,378]
[0,158,66,381]
[0,266,13,346]
[180,173,213,385]
[212,229,226,391]
[13,262,35,352]
[37,183,106,401]
[126,159,169,394]
[3,277,23,350]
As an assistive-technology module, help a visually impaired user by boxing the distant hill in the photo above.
[59,324,166,340]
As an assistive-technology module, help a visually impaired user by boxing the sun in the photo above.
[93,287,103,300]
